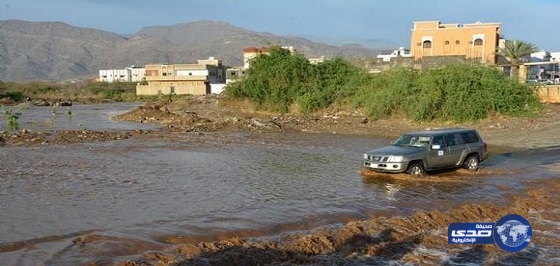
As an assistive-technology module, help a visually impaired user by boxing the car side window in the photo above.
[461,131,479,143]
[444,134,455,146]
[453,133,465,145]
[432,135,445,147]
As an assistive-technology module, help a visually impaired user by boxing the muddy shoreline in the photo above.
[2,96,560,265]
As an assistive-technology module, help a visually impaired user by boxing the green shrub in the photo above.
[0,91,24,101]
[225,46,368,113]
[352,63,541,122]
[227,52,540,122]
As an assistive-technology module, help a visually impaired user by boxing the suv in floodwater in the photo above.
[362,128,488,176]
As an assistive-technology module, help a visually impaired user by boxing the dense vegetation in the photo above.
[0,81,141,103]
[226,47,366,113]
[225,46,542,122]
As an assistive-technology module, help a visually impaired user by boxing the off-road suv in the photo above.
[362,128,488,176]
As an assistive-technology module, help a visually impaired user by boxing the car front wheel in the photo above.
[463,155,479,171]
[407,162,425,176]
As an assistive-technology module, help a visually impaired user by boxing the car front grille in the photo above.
[368,155,389,162]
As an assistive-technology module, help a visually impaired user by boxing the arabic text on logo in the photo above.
[447,222,495,245]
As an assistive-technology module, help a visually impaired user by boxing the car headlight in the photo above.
[387,155,404,162]
[363,153,369,160]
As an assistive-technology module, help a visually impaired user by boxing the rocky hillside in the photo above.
[0,20,382,82]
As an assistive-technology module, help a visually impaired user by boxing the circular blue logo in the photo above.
[493,214,532,252]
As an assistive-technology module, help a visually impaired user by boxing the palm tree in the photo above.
[497,40,539,80]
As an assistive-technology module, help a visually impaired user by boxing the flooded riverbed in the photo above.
[0,105,559,264]
[0,102,157,132]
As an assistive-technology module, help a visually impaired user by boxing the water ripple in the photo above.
[1,132,557,264]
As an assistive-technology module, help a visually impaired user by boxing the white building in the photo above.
[528,51,560,81]
[377,47,412,62]
[99,65,146,83]
[530,51,551,62]
[128,66,146,82]
[549,52,560,62]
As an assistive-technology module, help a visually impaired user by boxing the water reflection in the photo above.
[0,102,157,132]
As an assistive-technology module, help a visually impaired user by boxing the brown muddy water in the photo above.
[0,104,559,265]
[0,103,157,132]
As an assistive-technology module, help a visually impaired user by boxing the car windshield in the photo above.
[393,134,432,147]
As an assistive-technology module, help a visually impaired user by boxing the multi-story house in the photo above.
[410,21,502,64]
[225,67,244,84]
[136,57,226,95]
[99,65,145,83]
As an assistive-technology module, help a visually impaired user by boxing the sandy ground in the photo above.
[2,95,560,265]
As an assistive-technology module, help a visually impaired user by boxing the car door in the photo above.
[426,135,451,169]
[444,133,466,166]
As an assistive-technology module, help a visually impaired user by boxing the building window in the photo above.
[422,41,432,48]
[455,40,460,45]
[474,39,483,46]
[445,40,450,45]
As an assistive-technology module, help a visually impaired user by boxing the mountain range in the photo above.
[0,20,390,82]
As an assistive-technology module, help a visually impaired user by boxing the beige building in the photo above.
[136,57,226,96]
[410,21,502,64]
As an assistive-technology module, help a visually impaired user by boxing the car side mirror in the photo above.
[431,144,441,150]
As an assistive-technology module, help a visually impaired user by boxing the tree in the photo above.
[497,40,539,80]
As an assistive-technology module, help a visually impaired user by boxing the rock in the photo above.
[33,100,50,106]
[251,118,266,127]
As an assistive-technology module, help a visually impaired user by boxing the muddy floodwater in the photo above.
[0,102,157,132]
[0,104,559,265]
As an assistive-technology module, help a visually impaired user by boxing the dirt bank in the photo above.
[0,129,152,146]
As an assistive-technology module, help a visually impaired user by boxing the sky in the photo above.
[1,0,560,51]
